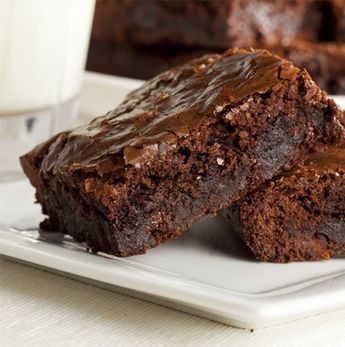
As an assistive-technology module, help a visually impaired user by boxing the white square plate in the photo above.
[1,72,345,329]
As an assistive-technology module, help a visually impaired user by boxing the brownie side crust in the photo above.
[225,144,345,262]
[21,49,345,257]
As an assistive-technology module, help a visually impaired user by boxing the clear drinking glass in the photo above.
[0,0,95,181]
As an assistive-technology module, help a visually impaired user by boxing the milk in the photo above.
[0,0,95,114]
[0,0,95,179]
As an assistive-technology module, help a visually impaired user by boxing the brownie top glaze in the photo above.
[303,145,345,172]
[278,145,345,180]
[42,48,299,176]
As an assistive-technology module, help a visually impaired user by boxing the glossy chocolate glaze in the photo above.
[303,145,345,171]
[284,145,345,178]
[41,48,298,176]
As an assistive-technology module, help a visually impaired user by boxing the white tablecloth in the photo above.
[1,256,345,347]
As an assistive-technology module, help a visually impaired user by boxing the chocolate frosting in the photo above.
[41,48,297,176]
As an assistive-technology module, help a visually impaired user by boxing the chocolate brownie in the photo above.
[268,41,345,94]
[225,144,345,262]
[21,49,345,257]
[91,0,320,50]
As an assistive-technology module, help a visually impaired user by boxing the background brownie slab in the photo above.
[225,144,345,263]
[21,49,345,257]
[86,41,209,80]
[91,0,320,50]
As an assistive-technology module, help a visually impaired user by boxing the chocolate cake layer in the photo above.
[21,49,345,257]
[225,144,345,262]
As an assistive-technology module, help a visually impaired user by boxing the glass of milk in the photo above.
[0,0,95,181]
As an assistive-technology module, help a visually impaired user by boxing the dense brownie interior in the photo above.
[225,144,345,262]
[21,49,345,257]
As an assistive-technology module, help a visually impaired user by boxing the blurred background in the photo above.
[87,0,345,95]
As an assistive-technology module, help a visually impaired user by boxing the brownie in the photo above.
[225,144,345,262]
[267,41,345,94]
[91,0,320,50]
[21,49,345,257]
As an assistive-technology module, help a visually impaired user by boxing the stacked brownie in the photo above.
[21,49,345,258]
[225,144,345,262]
[87,0,345,94]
